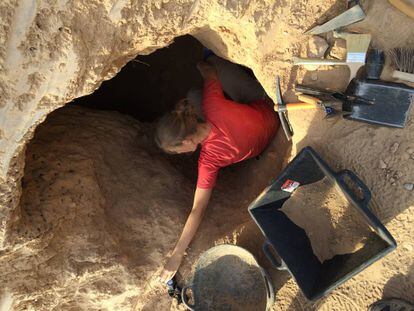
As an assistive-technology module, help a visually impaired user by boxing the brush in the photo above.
[389,47,414,83]
[293,32,371,82]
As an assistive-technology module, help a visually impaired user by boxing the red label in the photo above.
[281,179,300,193]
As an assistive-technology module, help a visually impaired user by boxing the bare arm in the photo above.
[160,187,212,282]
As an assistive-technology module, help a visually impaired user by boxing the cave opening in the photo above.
[71,34,258,122]
[72,35,204,121]
[68,34,272,180]
[15,33,289,253]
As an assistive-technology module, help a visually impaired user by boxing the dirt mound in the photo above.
[1,106,194,310]
[190,246,268,311]
[281,177,371,262]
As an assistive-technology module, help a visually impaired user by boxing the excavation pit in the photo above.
[6,34,289,310]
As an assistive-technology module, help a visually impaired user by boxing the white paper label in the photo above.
[346,52,366,63]
[281,179,300,193]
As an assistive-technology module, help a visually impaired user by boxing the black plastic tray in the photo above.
[248,147,396,301]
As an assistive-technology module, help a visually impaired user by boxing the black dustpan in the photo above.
[344,79,414,128]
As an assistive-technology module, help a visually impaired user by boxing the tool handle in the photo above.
[275,102,319,111]
[297,94,320,105]
[287,102,319,110]
[336,170,371,207]
[292,57,347,66]
[392,70,414,83]
[388,0,414,19]
[262,240,288,270]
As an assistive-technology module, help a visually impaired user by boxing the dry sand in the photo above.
[0,0,413,310]
[189,246,268,311]
[281,177,371,262]
[0,107,196,310]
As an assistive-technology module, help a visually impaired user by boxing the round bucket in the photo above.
[181,244,274,311]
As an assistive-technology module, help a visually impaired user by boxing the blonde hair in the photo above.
[155,99,200,152]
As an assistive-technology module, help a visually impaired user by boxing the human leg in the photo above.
[207,55,266,103]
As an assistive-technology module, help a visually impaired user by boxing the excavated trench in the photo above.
[3,35,289,310]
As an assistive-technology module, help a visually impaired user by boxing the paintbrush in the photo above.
[293,31,371,82]
[389,47,414,83]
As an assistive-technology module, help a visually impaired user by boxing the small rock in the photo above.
[379,160,387,169]
[406,147,414,154]
[403,183,413,191]
[307,36,329,58]
[390,142,399,153]
[329,38,347,60]
[390,177,396,183]
[403,244,413,252]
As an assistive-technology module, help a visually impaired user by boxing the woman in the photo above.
[156,55,279,282]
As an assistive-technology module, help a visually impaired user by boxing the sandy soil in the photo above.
[281,177,372,262]
[0,0,413,310]
[0,106,287,310]
[188,245,267,310]
[1,107,197,310]
[269,1,414,309]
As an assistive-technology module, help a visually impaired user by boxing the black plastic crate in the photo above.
[248,146,396,301]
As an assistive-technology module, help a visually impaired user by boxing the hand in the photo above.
[159,252,184,283]
[197,61,218,81]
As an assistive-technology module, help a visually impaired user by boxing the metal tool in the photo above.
[274,76,294,140]
[294,84,374,118]
[295,84,374,106]
[305,3,366,35]
[167,277,182,304]
[345,79,414,128]
[293,31,371,82]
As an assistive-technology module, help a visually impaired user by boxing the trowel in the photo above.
[305,1,366,35]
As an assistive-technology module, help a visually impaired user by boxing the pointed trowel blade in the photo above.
[305,5,365,35]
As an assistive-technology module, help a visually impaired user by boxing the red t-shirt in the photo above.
[197,79,279,189]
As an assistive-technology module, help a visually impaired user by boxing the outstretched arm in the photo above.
[160,187,212,282]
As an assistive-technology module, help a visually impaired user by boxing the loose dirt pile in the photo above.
[1,107,196,310]
[190,246,267,311]
[281,177,371,262]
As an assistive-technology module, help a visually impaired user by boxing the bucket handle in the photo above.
[262,240,288,271]
[181,284,196,310]
[264,273,273,300]
[336,170,371,207]
[262,271,275,311]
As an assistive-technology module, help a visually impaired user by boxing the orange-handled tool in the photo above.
[274,102,319,111]
[274,94,320,112]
